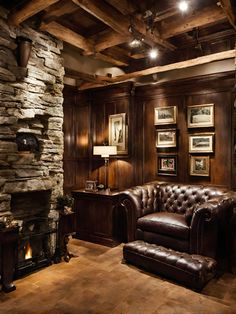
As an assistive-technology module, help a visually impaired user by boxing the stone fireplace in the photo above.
[0,5,64,271]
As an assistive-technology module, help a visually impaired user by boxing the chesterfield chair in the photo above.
[119,182,235,262]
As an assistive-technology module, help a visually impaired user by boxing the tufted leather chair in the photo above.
[119,182,236,261]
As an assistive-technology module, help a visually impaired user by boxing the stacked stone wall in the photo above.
[0,6,64,220]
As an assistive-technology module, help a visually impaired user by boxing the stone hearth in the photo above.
[0,5,64,257]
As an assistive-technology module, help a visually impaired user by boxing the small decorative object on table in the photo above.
[85,180,98,192]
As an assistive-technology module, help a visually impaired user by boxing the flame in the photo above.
[24,242,32,260]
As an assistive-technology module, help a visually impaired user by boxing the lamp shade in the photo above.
[93,145,117,158]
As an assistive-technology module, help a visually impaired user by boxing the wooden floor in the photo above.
[0,239,236,314]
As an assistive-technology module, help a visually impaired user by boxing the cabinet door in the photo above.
[75,198,93,235]
[92,198,113,239]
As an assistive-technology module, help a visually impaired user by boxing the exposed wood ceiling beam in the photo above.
[9,0,60,26]
[43,0,79,21]
[219,0,236,31]
[103,47,131,64]
[154,8,179,22]
[78,49,235,89]
[111,49,236,82]
[71,0,175,50]
[129,52,147,60]
[160,5,227,39]
[132,17,175,50]
[71,0,130,33]
[40,21,94,53]
[181,29,236,48]
[93,31,128,52]
[40,21,129,66]
[65,67,112,84]
[106,0,137,15]
[94,53,129,66]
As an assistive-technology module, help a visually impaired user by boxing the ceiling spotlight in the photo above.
[149,48,158,59]
[178,1,188,12]
[129,39,142,48]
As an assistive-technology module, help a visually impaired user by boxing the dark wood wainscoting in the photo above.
[63,72,235,193]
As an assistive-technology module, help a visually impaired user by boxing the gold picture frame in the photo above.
[187,104,214,128]
[189,133,214,153]
[108,113,128,155]
[190,156,210,176]
[154,106,177,125]
[156,129,177,148]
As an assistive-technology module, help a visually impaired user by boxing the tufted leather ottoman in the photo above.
[123,240,217,291]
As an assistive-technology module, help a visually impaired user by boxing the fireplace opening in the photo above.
[16,216,57,277]
[10,190,57,277]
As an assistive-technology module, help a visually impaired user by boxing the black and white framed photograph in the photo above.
[157,154,177,176]
[190,156,210,176]
[189,133,214,153]
[108,113,128,155]
[187,104,214,128]
[154,106,177,125]
[156,129,177,148]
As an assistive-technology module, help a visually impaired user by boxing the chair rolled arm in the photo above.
[118,183,160,242]
[191,200,219,225]
[192,194,235,224]
[190,196,234,257]
[119,194,138,242]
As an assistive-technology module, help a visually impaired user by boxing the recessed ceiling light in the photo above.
[178,1,188,12]
[149,48,158,59]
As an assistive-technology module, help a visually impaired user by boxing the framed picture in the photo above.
[85,180,98,192]
[157,154,177,176]
[190,156,210,176]
[109,113,128,154]
[156,129,177,148]
[189,133,214,153]
[187,104,214,128]
[154,106,177,125]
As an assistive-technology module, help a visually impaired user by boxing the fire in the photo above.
[24,242,32,260]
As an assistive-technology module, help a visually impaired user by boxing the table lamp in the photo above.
[93,145,117,190]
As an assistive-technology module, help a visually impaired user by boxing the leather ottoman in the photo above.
[123,240,217,291]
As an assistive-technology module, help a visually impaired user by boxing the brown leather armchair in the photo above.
[119,182,236,263]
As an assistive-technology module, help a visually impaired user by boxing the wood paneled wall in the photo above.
[63,71,235,193]
[135,72,235,188]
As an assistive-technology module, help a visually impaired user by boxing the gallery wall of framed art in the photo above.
[154,105,178,176]
[63,72,234,192]
[154,101,216,179]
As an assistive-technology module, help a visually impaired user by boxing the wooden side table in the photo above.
[54,211,76,263]
[72,189,122,247]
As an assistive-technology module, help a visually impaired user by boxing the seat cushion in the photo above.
[137,212,189,240]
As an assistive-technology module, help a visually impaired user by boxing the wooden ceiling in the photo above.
[1,0,236,89]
